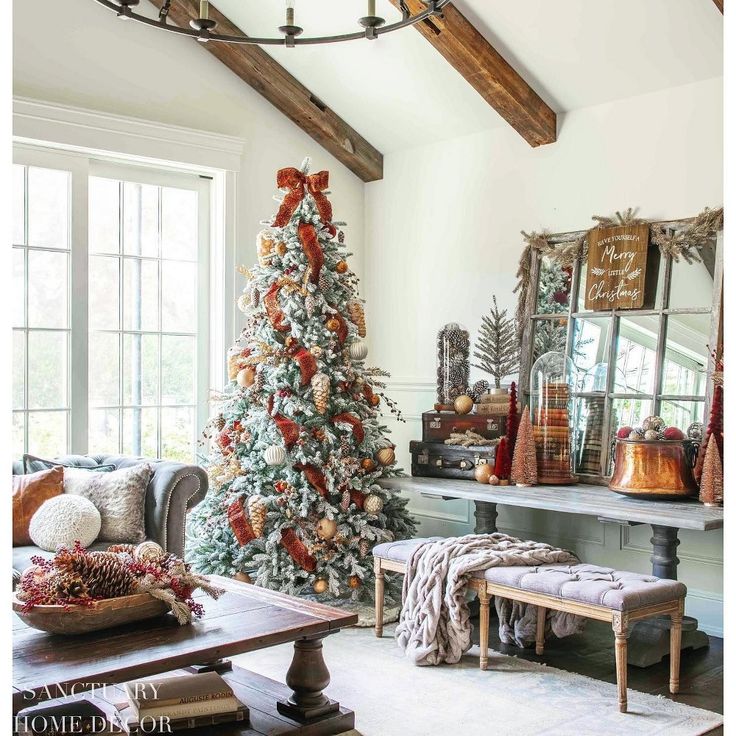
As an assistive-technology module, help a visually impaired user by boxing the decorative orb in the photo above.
[349,340,368,361]
[335,260,348,274]
[233,571,252,584]
[363,494,384,515]
[310,345,324,358]
[643,429,659,440]
[488,474,500,486]
[454,395,474,415]
[312,578,328,594]
[237,293,250,314]
[474,464,494,484]
[370,394,381,407]
[256,230,275,265]
[134,541,165,563]
[642,415,665,432]
[316,518,337,540]
[376,447,395,466]
[275,241,287,257]
[628,430,644,440]
[326,318,340,332]
[361,458,377,472]
[264,445,286,466]
[687,422,704,441]
[348,575,361,589]
[236,366,256,388]
[617,426,633,439]
[663,426,685,440]
[274,480,289,493]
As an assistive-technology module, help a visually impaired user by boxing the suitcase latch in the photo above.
[429,418,441,429]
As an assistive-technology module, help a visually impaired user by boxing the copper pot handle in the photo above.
[684,440,700,468]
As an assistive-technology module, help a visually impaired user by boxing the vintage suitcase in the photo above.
[410,440,497,481]
[421,411,506,443]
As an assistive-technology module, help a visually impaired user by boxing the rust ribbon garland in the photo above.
[267,395,301,449]
[227,497,256,546]
[272,168,333,228]
[292,347,318,386]
[328,309,349,344]
[331,412,365,444]
[294,463,328,498]
[280,528,317,572]
[263,283,290,332]
[298,222,324,284]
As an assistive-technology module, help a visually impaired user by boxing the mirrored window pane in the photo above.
[668,245,715,310]
[161,406,195,462]
[89,256,120,330]
[571,318,610,377]
[89,332,120,407]
[89,177,120,254]
[124,182,159,257]
[28,331,68,409]
[533,318,567,363]
[574,394,606,476]
[536,258,572,315]
[123,258,159,331]
[162,261,197,332]
[662,313,710,397]
[89,408,120,455]
[14,165,25,245]
[123,407,158,458]
[123,333,159,406]
[614,316,659,395]
[28,250,68,329]
[161,335,196,405]
[27,411,68,458]
[28,167,70,249]
[162,188,198,261]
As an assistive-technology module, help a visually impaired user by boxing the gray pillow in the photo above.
[23,454,116,475]
[64,464,151,543]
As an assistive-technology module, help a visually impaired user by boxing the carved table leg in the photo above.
[277,635,340,721]
[474,501,498,534]
[627,524,709,668]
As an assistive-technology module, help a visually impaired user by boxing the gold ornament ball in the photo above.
[316,517,338,540]
[313,578,329,594]
[361,458,377,472]
[376,447,396,466]
[370,394,381,407]
[454,395,474,415]
[326,318,340,332]
[474,464,494,484]
[348,575,361,589]
[335,260,348,274]
[257,230,275,265]
[275,241,287,257]
[236,366,256,388]
[363,494,384,515]
[233,571,252,584]
[488,474,500,486]
[310,345,323,358]
[134,541,165,563]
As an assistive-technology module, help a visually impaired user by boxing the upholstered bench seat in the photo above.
[373,538,686,713]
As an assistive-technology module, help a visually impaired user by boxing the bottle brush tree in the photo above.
[472,296,519,389]
[510,406,537,487]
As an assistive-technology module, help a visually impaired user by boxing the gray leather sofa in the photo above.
[12,454,208,576]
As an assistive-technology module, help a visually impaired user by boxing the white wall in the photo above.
[365,77,723,634]
[13,0,367,341]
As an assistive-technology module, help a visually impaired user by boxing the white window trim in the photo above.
[13,97,243,455]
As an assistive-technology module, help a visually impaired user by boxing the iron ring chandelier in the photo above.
[93,0,451,47]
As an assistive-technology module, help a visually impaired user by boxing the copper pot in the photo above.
[609,439,699,500]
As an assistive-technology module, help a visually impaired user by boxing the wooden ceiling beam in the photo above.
[389,1,556,147]
[149,0,383,182]
[712,0,723,13]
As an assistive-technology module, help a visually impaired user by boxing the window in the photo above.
[12,148,210,462]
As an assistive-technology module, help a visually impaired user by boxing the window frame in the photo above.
[518,226,723,484]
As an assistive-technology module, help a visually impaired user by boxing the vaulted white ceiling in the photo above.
[213,0,723,153]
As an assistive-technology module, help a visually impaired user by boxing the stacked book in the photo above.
[124,671,247,733]
[475,390,510,416]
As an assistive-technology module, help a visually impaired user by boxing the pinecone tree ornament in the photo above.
[359,539,370,558]
[340,489,351,512]
[318,272,329,291]
[247,495,268,537]
[347,300,367,338]
[305,294,316,318]
[311,372,330,414]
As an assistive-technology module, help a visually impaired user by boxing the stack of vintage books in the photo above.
[124,671,247,733]
[475,390,511,416]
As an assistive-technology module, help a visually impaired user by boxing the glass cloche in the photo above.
[530,351,578,484]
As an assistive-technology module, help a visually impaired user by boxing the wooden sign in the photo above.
[584,224,650,310]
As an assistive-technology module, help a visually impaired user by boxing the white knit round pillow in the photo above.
[29,495,102,552]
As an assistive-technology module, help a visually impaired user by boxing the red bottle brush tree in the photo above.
[506,381,519,456]
[510,406,537,487]
[695,384,723,483]
[494,437,512,481]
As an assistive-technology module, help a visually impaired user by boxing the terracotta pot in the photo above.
[608,439,699,500]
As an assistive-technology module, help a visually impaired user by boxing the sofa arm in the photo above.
[144,462,208,558]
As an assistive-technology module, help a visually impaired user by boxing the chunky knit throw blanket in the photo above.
[395,533,585,666]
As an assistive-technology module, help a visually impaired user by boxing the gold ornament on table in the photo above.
[312,578,329,594]
[376,447,396,466]
[264,445,286,466]
[233,571,252,584]
[316,517,338,540]
[311,372,330,414]
[488,474,500,486]
[363,494,384,515]
[256,229,276,265]
[133,541,165,563]
[454,394,474,415]
[474,464,494,484]
[247,496,267,537]
[347,300,367,337]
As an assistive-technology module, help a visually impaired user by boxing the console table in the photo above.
[380,476,723,667]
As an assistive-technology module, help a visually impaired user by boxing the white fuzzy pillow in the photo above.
[30,495,102,552]
[64,464,151,543]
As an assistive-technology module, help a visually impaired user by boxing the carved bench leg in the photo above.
[535,606,547,656]
[374,558,385,638]
[670,599,684,694]
[613,613,630,713]
[478,588,491,671]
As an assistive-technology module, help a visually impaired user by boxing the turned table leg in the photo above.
[474,501,498,535]
[277,635,340,721]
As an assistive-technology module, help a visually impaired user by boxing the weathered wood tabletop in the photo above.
[380,477,724,531]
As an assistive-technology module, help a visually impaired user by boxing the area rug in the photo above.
[234,624,723,736]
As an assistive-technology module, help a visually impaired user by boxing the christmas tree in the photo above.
[494,436,511,482]
[506,381,519,457]
[510,407,537,486]
[698,435,723,507]
[695,384,723,483]
[472,296,519,389]
[187,160,416,599]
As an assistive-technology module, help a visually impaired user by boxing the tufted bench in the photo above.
[373,538,686,713]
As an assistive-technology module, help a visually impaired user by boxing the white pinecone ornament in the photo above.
[247,496,267,537]
[254,369,265,393]
[311,372,330,414]
[318,273,329,291]
[340,489,351,512]
[359,539,370,558]
[305,294,316,318]
[347,300,366,338]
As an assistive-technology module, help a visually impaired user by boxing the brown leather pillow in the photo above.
[12,466,64,546]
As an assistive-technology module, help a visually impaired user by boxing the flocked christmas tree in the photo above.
[472,296,519,389]
[187,159,416,599]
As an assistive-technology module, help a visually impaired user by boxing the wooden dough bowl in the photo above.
[12,592,170,635]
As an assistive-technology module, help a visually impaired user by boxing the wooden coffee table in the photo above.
[13,576,358,734]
